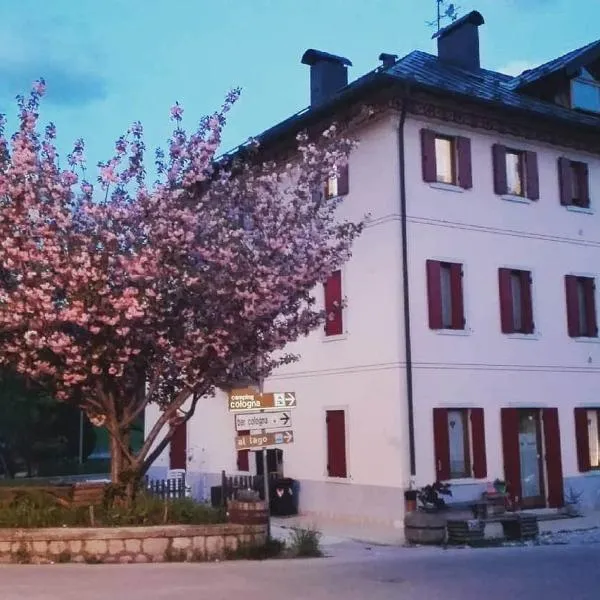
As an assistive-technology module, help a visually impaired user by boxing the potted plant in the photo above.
[404,482,452,545]
[563,486,583,517]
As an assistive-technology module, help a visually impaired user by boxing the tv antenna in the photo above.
[427,0,460,34]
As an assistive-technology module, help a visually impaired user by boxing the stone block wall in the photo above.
[0,523,267,564]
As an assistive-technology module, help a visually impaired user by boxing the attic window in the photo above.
[571,68,600,113]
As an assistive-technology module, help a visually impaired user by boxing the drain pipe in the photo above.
[397,87,416,478]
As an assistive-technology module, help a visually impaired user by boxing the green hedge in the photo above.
[0,490,226,529]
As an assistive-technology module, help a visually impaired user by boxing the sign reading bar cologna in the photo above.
[235,430,294,451]
[228,391,296,412]
[229,388,296,451]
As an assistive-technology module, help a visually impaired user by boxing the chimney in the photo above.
[301,49,352,107]
[433,10,485,71]
[379,53,398,69]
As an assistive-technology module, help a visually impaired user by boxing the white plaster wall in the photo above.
[404,115,600,494]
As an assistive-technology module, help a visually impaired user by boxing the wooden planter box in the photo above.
[500,514,539,541]
[404,511,446,545]
[446,519,485,545]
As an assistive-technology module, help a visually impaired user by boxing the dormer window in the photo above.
[571,68,600,113]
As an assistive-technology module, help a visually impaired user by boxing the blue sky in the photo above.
[1,0,598,173]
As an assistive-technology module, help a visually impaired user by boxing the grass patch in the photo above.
[225,536,287,561]
[0,490,226,528]
[287,527,323,558]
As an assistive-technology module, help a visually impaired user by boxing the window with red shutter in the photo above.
[326,410,347,478]
[565,275,598,338]
[324,164,349,199]
[433,407,485,480]
[421,129,472,189]
[498,268,534,334]
[324,270,343,336]
[524,151,539,200]
[493,145,538,200]
[492,144,508,195]
[237,429,250,472]
[558,157,590,208]
[426,260,465,330]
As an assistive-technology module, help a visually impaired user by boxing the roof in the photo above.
[384,49,600,129]
[509,40,600,90]
[225,37,600,157]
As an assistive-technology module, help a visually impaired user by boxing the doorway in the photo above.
[518,410,545,508]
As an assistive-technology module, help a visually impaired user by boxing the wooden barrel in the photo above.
[404,511,446,545]
[227,500,269,525]
[446,518,485,545]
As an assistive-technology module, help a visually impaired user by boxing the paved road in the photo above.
[1,543,599,600]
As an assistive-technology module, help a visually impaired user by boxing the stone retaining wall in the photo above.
[0,523,267,564]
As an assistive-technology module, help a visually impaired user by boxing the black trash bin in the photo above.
[270,478,298,516]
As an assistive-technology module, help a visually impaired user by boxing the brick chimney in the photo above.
[301,49,352,107]
[433,10,485,71]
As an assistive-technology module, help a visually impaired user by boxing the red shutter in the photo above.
[470,408,487,479]
[521,271,534,334]
[237,429,250,472]
[426,260,443,329]
[543,408,564,508]
[326,410,347,478]
[525,151,539,200]
[169,420,187,470]
[492,144,508,195]
[498,268,514,333]
[558,157,573,206]
[565,275,580,337]
[324,270,343,336]
[501,408,522,504]
[433,408,450,481]
[337,164,349,196]
[450,263,465,330]
[574,407,591,472]
[421,129,437,183]
[580,162,590,208]
[583,278,598,337]
[456,136,472,189]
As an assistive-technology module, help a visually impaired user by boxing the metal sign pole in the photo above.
[258,363,271,539]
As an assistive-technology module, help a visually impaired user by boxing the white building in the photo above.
[147,11,600,528]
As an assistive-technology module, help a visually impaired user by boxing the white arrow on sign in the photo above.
[235,410,292,432]
[273,392,296,408]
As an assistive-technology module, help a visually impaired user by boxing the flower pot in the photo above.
[404,489,417,513]
[404,511,446,545]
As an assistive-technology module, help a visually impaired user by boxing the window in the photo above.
[492,144,539,200]
[324,164,349,199]
[326,410,347,478]
[571,69,600,113]
[323,270,343,336]
[426,260,465,330]
[433,408,486,480]
[575,408,600,471]
[558,157,590,208]
[420,129,472,189]
[498,268,534,334]
[237,430,250,472]
[565,275,598,338]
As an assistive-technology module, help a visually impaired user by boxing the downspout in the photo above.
[397,85,416,477]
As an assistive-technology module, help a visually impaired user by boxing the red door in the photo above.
[169,420,187,470]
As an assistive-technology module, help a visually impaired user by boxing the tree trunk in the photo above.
[109,426,139,506]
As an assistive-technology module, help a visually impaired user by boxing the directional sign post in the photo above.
[228,390,297,412]
[235,430,294,451]
[235,411,292,432]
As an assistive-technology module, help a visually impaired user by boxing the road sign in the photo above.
[235,430,294,451]
[228,390,297,412]
[234,411,292,432]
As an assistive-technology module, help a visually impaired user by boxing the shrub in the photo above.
[0,490,226,528]
[288,527,323,558]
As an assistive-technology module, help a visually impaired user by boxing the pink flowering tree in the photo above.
[0,81,364,501]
